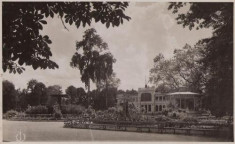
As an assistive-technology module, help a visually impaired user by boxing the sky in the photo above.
[3,2,213,93]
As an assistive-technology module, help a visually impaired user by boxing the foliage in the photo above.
[96,72,121,90]
[155,115,171,122]
[3,80,17,113]
[182,116,198,123]
[84,106,96,118]
[93,88,117,110]
[26,79,48,106]
[76,87,87,105]
[125,89,138,95]
[65,85,77,102]
[46,85,62,95]
[70,28,116,93]
[5,110,18,118]
[94,107,118,121]
[168,2,233,116]
[150,44,204,93]
[61,104,85,115]
[65,86,87,105]
[17,89,28,111]
[25,105,48,114]
[3,2,130,73]
[53,111,63,120]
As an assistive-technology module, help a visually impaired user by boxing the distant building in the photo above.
[137,86,202,113]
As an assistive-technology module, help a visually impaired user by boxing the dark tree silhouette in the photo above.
[168,2,233,116]
[70,28,116,92]
[3,80,17,113]
[3,2,130,74]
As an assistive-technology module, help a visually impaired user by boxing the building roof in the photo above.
[166,92,200,96]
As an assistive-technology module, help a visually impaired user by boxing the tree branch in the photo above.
[59,16,69,31]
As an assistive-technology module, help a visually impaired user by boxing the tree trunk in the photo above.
[105,80,108,109]
[87,80,90,107]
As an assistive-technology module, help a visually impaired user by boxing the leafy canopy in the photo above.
[168,2,233,116]
[70,28,116,91]
[3,2,130,74]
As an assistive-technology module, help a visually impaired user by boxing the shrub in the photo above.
[53,110,63,120]
[5,110,18,119]
[155,115,171,122]
[182,117,198,123]
[108,107,117,113]
[61,104,85,115]
[25,105,48,114]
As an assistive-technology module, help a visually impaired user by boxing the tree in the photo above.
[149,53,183,91]
[150,44,206,93]
[93,88,117,110]
[3,80,17,112]
[26,79,47,106]
[126,89,138,95]
[76,87,87,106]
[65,85,77,103]
[17,89,28,111]
[46,85,62,96]
[46,85,63,107]
[96,72,120,90]
[173,44,206,93]
[27,79,38,93]
[3,2,130,74]
[70,28,116,106]
[168,2,233,116]
[34,82,47,105]
[96,72,120,108]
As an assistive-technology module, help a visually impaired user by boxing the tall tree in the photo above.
[168,2,233,116]
[3,80,17,112]
[3,2,130,74]
[70,28,116,106]
[150,44,206,93]
[149,53,183,91]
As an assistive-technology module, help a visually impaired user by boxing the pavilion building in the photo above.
[136,86,202,114]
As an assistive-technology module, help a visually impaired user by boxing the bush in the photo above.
[5,110,18,119]
[53,110,62,120]
[61,104,85,115]
[25,105,48,114]
[108,107,117,113]
[182,117,198,123]
[155,115,171,122]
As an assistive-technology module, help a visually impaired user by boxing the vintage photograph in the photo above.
[2,1,234,142]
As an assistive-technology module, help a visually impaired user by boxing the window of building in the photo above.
[163,105,165,109]
[159,96,162,101]
[181,99,185,109]
[148,105,151,112]
[155,97,159,101]
[159,105,162,111]
[163,96,165,101]
[156,105,158,112]
[145,105,148,111]
[141,93,152,101]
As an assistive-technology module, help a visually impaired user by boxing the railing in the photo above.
[64,119,233,140]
